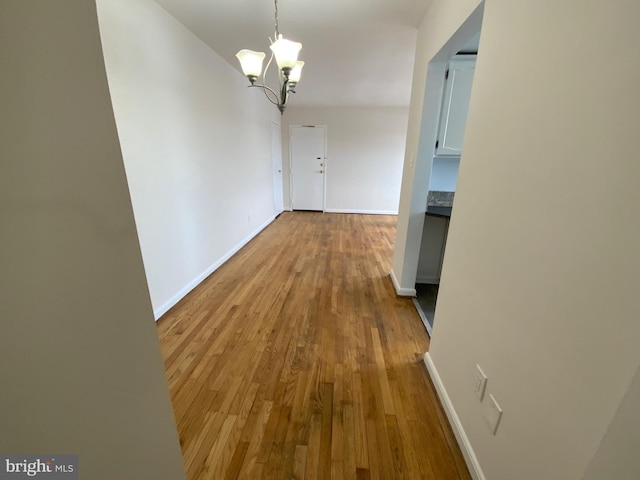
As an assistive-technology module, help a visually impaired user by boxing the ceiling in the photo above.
[154,0,433,107]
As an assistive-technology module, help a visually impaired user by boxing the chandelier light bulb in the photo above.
[270,35,302,71]
[235,49,266,81]
[288,61,304,83]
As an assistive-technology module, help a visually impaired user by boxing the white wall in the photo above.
[281,107,408,214]
[394,0,640,479]
[0,1,184,478]
[429,156,460,192]
[97,0,280,318]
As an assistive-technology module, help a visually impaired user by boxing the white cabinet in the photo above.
[436,56,476,156]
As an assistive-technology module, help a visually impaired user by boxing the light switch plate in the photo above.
[483,394,503,435]
[474,364,487,401]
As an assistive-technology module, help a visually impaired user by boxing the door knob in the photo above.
[319,170,324,174]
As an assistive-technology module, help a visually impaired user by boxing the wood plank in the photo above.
[342,404,357,480]
[236,400,273,480]
[318,382,334,480]
[293,445,308,480]
[224,441,249,480]
[305,413,322,480]
[351,373,369,470]
[183,411,226,479]
[196,414,237,480]
[370,327,396,416]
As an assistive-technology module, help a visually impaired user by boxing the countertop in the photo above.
[425,205,452,218]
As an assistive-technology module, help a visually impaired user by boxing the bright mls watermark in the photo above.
[0,456,77,479]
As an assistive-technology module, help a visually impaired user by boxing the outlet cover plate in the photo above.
[483,393,503,435]
[474,364,487,401]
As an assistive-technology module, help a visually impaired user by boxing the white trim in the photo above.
[423,352,486,480]
[288,125,294,210]
[284,207,293,212]
[324,209,398,215]
[323,125,328,212]
[390,269,416,297]
[271,120,285,214]
[153,216,276,320]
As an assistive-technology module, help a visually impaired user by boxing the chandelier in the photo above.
[235,0,304,114]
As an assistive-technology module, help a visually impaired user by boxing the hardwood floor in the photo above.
[157,212,471,480]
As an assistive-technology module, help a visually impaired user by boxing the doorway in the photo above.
[412,12,484,337]
[290,125,326,211]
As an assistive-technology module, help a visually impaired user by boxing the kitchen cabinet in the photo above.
[435,56,476,156]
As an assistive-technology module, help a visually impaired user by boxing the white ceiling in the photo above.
[154,0,433,107]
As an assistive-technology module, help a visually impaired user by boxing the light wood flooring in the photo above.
[157,212,471,480]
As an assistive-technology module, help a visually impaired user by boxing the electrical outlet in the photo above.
[474,364,487,401]
[483,394,503,435]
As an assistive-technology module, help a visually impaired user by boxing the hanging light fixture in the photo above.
[236,0,304,114]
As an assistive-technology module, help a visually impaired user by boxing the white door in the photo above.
[290,125,326,211]
[271,122,284,213]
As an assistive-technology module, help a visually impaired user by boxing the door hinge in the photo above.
[445,69,449,80]
[435,139,439,149]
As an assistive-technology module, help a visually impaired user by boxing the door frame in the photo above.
[271,121,284,214]
[288,124,328,211]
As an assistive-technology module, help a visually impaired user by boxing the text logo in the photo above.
[0,456,77,480]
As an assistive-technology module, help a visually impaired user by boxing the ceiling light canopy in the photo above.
[236,0,304,114]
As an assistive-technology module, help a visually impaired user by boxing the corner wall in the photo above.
[394,0,640,479]
[97,0,281,318]
[281,106,408,214]
[0,1,184,478]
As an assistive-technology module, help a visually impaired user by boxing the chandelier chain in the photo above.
[274,0,280,37]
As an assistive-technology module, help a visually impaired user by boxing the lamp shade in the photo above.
[235,49,266,78]
[270,36,302,70]
[289,61,304,83]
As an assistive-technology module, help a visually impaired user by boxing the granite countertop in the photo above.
[426,191,454,218]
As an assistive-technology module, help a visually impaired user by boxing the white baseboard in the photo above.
[324,208,398,215]
[390,269,416,297]
[153,216,276,320]
[423,352,485,480]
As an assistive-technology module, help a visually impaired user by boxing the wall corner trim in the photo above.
[423,352,486,480]
[153,215,276,320]
[390,269,417,297]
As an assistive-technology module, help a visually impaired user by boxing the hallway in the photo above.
[157,212,470,479]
